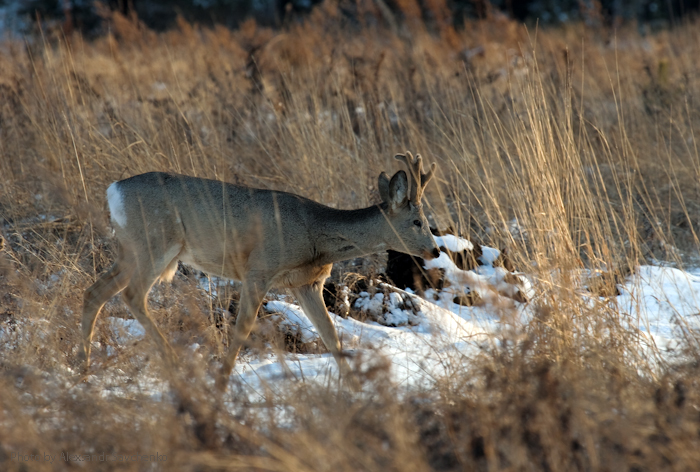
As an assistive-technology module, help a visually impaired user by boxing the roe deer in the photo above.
[82,151,440,390]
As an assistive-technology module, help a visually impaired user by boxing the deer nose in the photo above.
[432,247,440,259]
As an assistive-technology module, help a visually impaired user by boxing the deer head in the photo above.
[378,151,440,260]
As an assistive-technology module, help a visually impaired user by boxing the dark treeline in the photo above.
[4,0,700,35]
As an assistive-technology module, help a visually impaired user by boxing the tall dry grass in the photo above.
[1,8,700,470]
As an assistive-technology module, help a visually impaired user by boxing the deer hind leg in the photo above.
[217,275,270,391]
[291,282,354,381]
[120,244,183,369]
[82,244,134,369]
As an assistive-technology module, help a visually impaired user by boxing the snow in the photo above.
[354,291,387,318]
[434,234,474,252]
[266,301,320,344]
[617,265,700,356]
[424,243,534,304]
[231,291,491,397]
[108,318,146,341]
[479,246,501,265]
[6,232,700,407]
[217,251,700,398]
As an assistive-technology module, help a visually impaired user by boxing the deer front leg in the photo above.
[217,275,270,392]
[291,281,357,389]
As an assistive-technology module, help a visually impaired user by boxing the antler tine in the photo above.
[413,154,437,202]
[395,150,424,201]
[420,161,437,190]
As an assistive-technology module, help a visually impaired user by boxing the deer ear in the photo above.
[388,170,408,211]
[378,172,391,203]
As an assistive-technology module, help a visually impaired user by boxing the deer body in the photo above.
[83,152,439,390]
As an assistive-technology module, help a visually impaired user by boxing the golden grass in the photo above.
[1,9,700,470]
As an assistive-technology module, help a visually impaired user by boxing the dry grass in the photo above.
[1,8,700,471]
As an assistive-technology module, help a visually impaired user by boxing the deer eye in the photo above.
[413,220,422,227]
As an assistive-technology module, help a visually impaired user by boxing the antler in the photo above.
[394,151,436,203]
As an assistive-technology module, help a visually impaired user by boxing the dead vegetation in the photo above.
[0,6,700,471]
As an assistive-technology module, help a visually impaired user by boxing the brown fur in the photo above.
[83,152,440,390]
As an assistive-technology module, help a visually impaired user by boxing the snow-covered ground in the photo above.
[3,234,699,403]
[95,235,700,403]
[617,265,700,358]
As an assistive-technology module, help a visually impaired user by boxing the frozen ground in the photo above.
[97,235,700,402]
[3,235,699,403]
[617,265,700,358]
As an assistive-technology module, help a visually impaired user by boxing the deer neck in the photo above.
[311,204,390,265]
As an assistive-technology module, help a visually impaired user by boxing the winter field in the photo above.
[2,10,700,471]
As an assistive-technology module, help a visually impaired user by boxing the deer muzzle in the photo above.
[423,247,441,260]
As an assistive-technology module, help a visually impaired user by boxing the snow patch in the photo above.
[231,288,492,395]
[434,234,474,252]
[108,318,145,342]
[354,289,421,327]
[266,301,319,344]
[424,244,534,304]
[479,246,500,265]
[618,266,700,356]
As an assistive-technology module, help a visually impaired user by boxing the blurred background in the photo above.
[2,0,699,37]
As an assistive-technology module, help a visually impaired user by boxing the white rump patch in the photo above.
[106,182,127,228]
